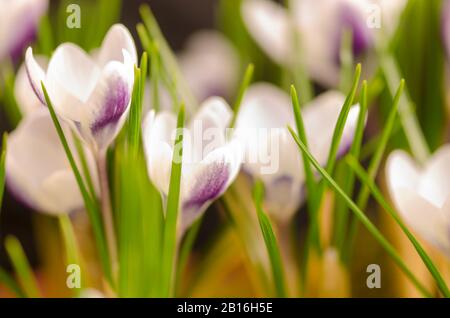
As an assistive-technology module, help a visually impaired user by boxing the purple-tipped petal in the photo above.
[86,61,133,150]
[90,77,130,134]
[182,161,230,231]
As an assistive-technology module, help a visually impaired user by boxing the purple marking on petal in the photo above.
[334,3,373,64]
[184,161,230,210]
[91,78,131,135]
[182,161,230,230]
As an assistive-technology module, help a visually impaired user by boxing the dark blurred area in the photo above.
[0,0,220,271]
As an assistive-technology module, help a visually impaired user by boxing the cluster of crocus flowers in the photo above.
[386,146,450,257]
[241,0,406,87]
[0,0,48,62]
[234,83,361,223]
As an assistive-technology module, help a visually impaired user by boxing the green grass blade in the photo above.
[5,236,40,298]
[0,133,7,214]
[346,156,450,297]
[380,54,429,163]
[253,180,287,298]
[290,84,321,279]
[0,267,25,297]
[230,63,254,128]
[160,104,185,297]
[128,64,143,155]
[288,126,432,298]
[58,215,80,267]
[72,134,97,201]
[140,4,198,114]
[323,63,361,176]
[333,81,369,251]
[344,80,405,262]
[41,82,112,285]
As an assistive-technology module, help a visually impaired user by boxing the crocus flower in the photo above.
[234,83,360,222]
[6,108,96,214]
[0,0,48,61]
[25,24,137,153]
[241,0,406,87]
[386,146,450,257]
[178,30,240,102]
[14,56,48,116]
[143,97,242,233]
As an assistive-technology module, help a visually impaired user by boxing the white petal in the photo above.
[235,83,301,182]
[6,108,83,214]
[46,43,100,104]
[39,170,83,215]
[142,111,177,195]
[15,56,47,116]
[386,150,450,255]
[187,97,233,163]
[236,83,294,129]
[25,47,47,104]
[419,145,450,208]
[241,0,291,65]
[96,24,137,67]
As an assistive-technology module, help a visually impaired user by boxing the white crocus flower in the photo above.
[25,24,137,153]
[14,56,48,116]
[0,0,48,61]
[6,108,96,215]
[235,83,360,222]
[241,0,406,87]
[143,97,242,233]
[386,146,450,257]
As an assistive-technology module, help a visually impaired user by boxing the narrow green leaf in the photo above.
[5,236,40,298]
[346,156,450,298]
[344,79,404,262]
[58,215,80,267]
[72,134,97,202]
[160,103,185,297]
[290,84,320,280]
[334,80,368,251]
[253,180,287,298]
[140,5,198,113]
[288,126,432,298]
[0,267,25,298]
[128,65,143,154]
[323,63,361,177]
[230,63,254,128]
[380,54,429,163]
[41,82,112,285]
[0,133,7,214]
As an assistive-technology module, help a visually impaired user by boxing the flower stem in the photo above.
[96,150,118,277]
